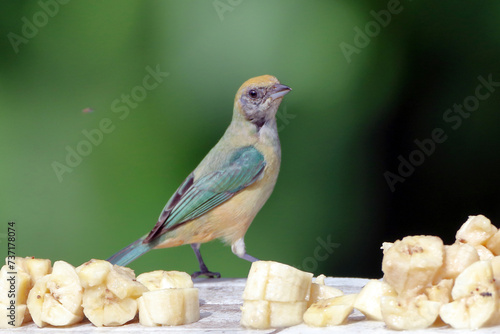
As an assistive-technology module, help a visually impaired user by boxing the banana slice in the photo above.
[353,280,397,321]
[26,277,47,327]
[491,256,500,287]
[308,275,343,307]
[76,259,147,327]
[0,265,31,306]
[47,261,83,315]
[0,265,31,328]
[83,285,138,326]
[491,256,500,324]
[243,261,313,302]
[0,304,27,328]
[475,245,495,261]
[381,294,441,330]
[241,300,269,329]
[451,260,496,300]
[486,230,500,255]
[425,279,453,305]
[241,261,312,329]
[107,265,147,300]
[0,257,51,328]
[241,300,307,329]
[76,258,112,288]
[456,215,497,245]
[439,260,497,329]
[138,288,199,326]
[435,243,479,281]
[137,270,193,290]
[27,261,84,327]
[41,293,83,327]
[15,257,52,283]
[382,235,444,296]
[303,294,357,327]
[135,269,198,326]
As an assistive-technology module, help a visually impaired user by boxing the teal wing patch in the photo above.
[143,146,265,243]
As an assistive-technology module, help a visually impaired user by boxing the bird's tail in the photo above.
[107,236,154,266]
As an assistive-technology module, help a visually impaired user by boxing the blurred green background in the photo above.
[1,0,500,278]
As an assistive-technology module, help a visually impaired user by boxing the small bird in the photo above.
[107,75,291,278]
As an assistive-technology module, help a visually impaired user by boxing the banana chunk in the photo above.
[241,261,312,329]
[439,260,497,329]
[137,270,193,290]
[381,294,441,330]
[382,235,444,296]
[136,269,199,326]
[475,245,495,261]
[456,215,497,246]
[76,259,147,327]
[0,304,27,328]
[0,266,31,328]
[491,256,500,285]
[353,280,397,321]
[435,243,479,281]
[0,265,31,307]
[425,279,453,305]
[243,261,313,302]
[486,230,500,255]
[14,257,52,283]
[0,257,51,328]
[138,288,199,326]
[27,260,84,327]
[303,294,357,327]
[308,274,343,307]
[491,256,500,312]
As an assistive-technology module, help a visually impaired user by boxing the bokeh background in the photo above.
[1,0,500,278]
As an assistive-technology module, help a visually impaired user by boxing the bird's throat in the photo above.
[251,118,266,132]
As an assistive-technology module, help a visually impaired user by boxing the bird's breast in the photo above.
[203,157,280,244]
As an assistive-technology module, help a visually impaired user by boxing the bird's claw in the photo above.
[191,270,221,279]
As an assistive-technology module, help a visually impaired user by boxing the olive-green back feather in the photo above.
[144,146,265,243]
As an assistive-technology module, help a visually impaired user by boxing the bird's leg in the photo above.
[239,252,259,262]
[190,243,221,279]
[231,238,259,262]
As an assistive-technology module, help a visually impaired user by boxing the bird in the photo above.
[107,75,291,278]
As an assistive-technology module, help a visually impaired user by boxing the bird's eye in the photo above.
[248,89,258,99]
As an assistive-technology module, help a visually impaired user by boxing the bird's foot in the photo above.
[191,270,221,279]
[190,243,221,278]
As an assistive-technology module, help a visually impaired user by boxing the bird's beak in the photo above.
[269,84,292,100]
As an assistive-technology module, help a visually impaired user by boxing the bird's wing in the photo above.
[143,146,266,243]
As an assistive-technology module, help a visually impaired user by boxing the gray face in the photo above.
[240,86,274,129]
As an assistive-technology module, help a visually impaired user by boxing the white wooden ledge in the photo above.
[11,277,500,333]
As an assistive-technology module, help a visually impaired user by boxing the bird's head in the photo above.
[234,75,291,129]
